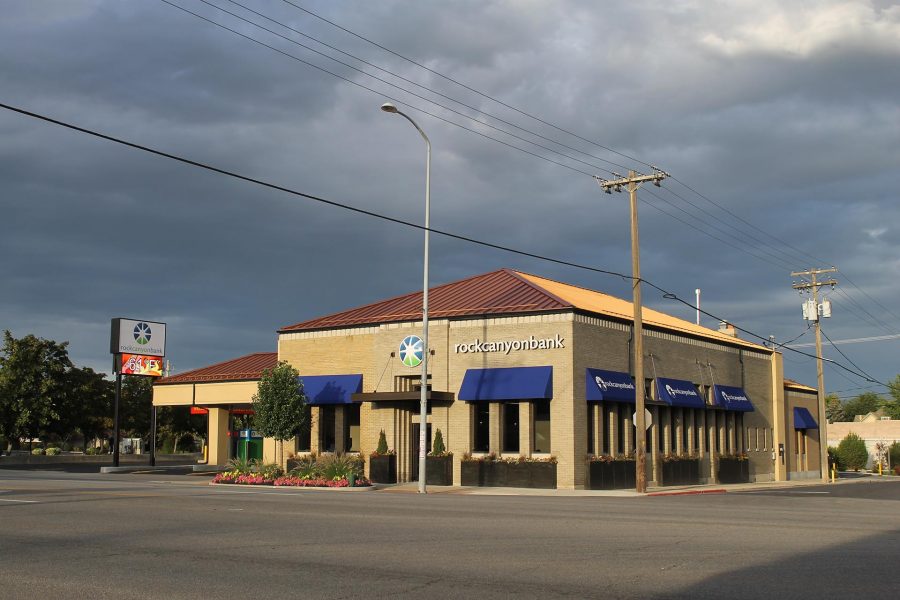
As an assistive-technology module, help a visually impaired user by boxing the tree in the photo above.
[836,433,869,471]
[119,376,152,439]
[252,362,307,466]
[825,394,845,423]
[50,366,112,448]
[0,331,72,451]
[157,406,205,453]
[842,392,881,421]
[880,375,900,420]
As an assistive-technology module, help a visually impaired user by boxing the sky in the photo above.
[1,0,899,398]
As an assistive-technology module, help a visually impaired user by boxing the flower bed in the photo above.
[717,455,750,484]
[212,472,371,488]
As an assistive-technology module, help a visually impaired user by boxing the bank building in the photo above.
[153,269,822,489]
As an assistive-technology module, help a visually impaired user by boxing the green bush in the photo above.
[320,453,362,480]
[31,448,45,455]
[226,456,253,475]
[430,428,448,456]
[251,460,284,480]
[45,447,62,456]
[836,433,869,471]
[375,429,389,455]
[889,442,900,469]
[289,455,321,479]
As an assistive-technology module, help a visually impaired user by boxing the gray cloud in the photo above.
[1,0,898,391]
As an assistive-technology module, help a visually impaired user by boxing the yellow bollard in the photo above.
[879,462,883,476]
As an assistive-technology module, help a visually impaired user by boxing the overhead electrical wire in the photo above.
[276,0,899,330]
[160,0,812,277]
[0,101,885,386]
[161,0,616,177]
[820,328,881,384]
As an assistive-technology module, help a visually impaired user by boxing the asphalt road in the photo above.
[1,471,898,599]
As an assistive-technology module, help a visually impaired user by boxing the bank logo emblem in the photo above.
[133,322,152,345]
[595,375,608,391]
[399,335,424,367]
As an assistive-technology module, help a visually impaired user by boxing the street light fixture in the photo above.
[381,101,431,494]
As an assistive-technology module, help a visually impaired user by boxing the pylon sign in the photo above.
[110,318,166,356]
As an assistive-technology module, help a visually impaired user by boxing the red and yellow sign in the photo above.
[120,354,164,377]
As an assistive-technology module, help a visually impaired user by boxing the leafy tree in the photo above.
[0,331,72,451]
[842,392,881,421]
[157,406,206,453]
[430,428,447,456]
[836,432,869,471]
[252,362,307,466]
[119,375,153,439]
[825,394,845,422]
[889,442,900,469]
[50,366,112,447]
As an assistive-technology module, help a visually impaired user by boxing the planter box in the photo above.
[588,460,637,490]
[460,461,556,489]
[368,455,397,484]
[717,458,750,484]
[661,458,701,486]
[426,455,453,486]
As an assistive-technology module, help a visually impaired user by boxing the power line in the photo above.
[789,332,900,348]
[277,0,655,171]
[820,327,880,384]
[0,101,884,385]
[157,0,599,177]
[279,0,899,333]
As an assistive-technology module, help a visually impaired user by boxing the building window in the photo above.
[617,407,626,455]
[296,404,311,452]
[320,406,336,453]
[344,403,360,452]
[534,399,551,453]
[473,403,490,452]
[502,403,519,453]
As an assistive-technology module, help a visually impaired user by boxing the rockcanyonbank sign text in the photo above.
[454,334,565,355]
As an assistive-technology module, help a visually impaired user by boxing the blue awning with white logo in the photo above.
[793,407,818,430]
[299,374,363,405]
[655,378,705,408]
[585,369,636,403]
[712,385,754,412]
[459,366,553,402]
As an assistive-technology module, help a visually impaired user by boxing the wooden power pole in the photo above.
[792,267,837,483]
[596,169,667,493]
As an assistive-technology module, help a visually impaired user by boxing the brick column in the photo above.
[489,403,502,455]
[609,404,619,456]
[310,406,321,454]
[519,401,534,456]
[592,404,603,455]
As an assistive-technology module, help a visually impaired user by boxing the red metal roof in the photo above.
[280,269,571,332]
[155,352,277,385]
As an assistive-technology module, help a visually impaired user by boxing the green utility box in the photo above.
[236,430,263,461]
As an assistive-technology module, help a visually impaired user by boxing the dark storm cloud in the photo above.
[1,0,898,390]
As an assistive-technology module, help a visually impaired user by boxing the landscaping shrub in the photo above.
[375,430,390,456]
[289,455,321,479]
[889,442,900,470]
[31,448,45,455]
[836,433,869,471]
[226,456,253,475]
[320,453,362,480]
[430,428,449,456]
[45,447,61,456]
[252,460,284,480]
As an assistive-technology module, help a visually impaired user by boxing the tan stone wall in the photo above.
[152,381,258,406]
[784,389,822,477]
[275,310,778,488]
[828,420,900,469]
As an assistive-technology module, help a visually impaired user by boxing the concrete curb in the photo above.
[100,465,196,474]
[647,488,727,497]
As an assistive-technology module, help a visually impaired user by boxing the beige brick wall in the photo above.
[275,310,779,488]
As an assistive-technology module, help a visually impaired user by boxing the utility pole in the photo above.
[792,267,837,483]
[596,168,667,493]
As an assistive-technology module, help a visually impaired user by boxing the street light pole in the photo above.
[382,102,430,494]
[597,169,667,494]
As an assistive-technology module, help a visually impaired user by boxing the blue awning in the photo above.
[655,378,705,408]
[712,385,755,412]
[458,366,552,402]
[793,407,819,429]
[585,369,636,403]
[299,374,363,405]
